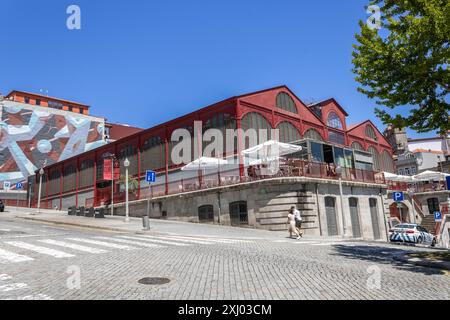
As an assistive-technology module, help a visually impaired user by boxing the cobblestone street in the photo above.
[0,215,448,300]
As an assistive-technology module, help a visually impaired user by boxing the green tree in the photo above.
[352,0,449,134]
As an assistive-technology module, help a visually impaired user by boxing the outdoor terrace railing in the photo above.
[90,159,385,207]
[387,181,449,193]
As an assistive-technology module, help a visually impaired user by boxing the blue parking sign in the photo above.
[146,170,156,183]
[434,211,442,222]
[393,192,404,202]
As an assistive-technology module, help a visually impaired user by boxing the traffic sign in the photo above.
[16,182,23,190]
[434,211,442,222]
[446,176,450,191]
[3,181,11,191]
[146,170,156,183]
[393,191,404,202]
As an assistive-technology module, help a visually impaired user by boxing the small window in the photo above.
[24,97,30,104]
[35,99,41,106]
[276,92,298,114]
[198,205,214,223]
[304,129,323,141]
[68,106,73,112]
[365,125,377,141]
[327,112,343,129]
[351,142,364,151]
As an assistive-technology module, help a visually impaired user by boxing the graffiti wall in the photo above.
[0,101,107,185]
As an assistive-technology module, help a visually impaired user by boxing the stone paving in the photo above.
[0,212,449,300]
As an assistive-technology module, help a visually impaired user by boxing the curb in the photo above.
[393,254,450,271]
[18,216,151,235]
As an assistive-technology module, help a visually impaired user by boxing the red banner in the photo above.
[103,159,121,180]
[103,159,112,180]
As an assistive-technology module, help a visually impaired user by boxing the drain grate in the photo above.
[138,277,170,285]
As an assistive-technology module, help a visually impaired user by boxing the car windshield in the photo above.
[395,224,415,229]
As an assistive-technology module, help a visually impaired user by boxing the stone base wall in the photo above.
[108,177,389,241]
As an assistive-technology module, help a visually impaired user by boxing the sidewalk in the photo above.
[1,207,362,242]
[1,207,286,239]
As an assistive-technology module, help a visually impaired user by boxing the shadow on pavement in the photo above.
[330,244,447,276]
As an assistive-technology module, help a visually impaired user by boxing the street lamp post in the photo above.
[335,166,347,237]
[28,182,32,208]
[37,168,44,214]
[124,158,130,223]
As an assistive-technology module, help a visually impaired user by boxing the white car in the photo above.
[389,224,437,247]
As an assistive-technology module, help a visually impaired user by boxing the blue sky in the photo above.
[0,0,430,138]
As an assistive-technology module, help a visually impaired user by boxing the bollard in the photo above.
[142,215,150,231]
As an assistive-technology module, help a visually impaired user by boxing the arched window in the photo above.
[241,112,272,148]
[276,92,298,114]
[381,150,395,173]
[368,146,381,172]
[365,125,378,141]
[63,165,76,192]
[304,129,323,141]
[79,159,94,188]
[48,170,61,196]
[141,136,165,171]
[202,113,237,155]
[276,122,301,143]
[351,141,364,151]
[118,145,138,176]
[327,112,343,130]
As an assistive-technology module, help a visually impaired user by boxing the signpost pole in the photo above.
[145,170,156,231]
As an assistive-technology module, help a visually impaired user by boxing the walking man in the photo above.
[292,206,303,238]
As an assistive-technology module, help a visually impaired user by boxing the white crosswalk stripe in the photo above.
[0,283,28,292]
[118,235,189,247]
[38,239,108,254]
[67,238,136,250]
[164,235,248,244]
[0,247,34,263]
[153,236,215,245]
[5,241,75,258]
[0,274,12,281]
[94,237,162,248]
[310,242,346,246]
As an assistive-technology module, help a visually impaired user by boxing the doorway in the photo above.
[325,197,338,236]
[229,201,248,227]
[349,198,362,238]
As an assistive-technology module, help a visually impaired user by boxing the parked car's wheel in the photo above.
[417,236,423,244]
[431,238,437,247]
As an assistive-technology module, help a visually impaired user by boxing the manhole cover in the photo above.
[138,277,170,285]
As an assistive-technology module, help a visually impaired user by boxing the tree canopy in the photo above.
[352,0,449,134]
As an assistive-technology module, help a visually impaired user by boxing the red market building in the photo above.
[29,85,394,212]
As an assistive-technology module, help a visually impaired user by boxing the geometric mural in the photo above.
[0,100,107,185]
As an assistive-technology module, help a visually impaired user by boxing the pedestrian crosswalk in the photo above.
[0,234,253,266]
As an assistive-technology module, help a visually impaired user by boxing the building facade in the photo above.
[29,86,394,239]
